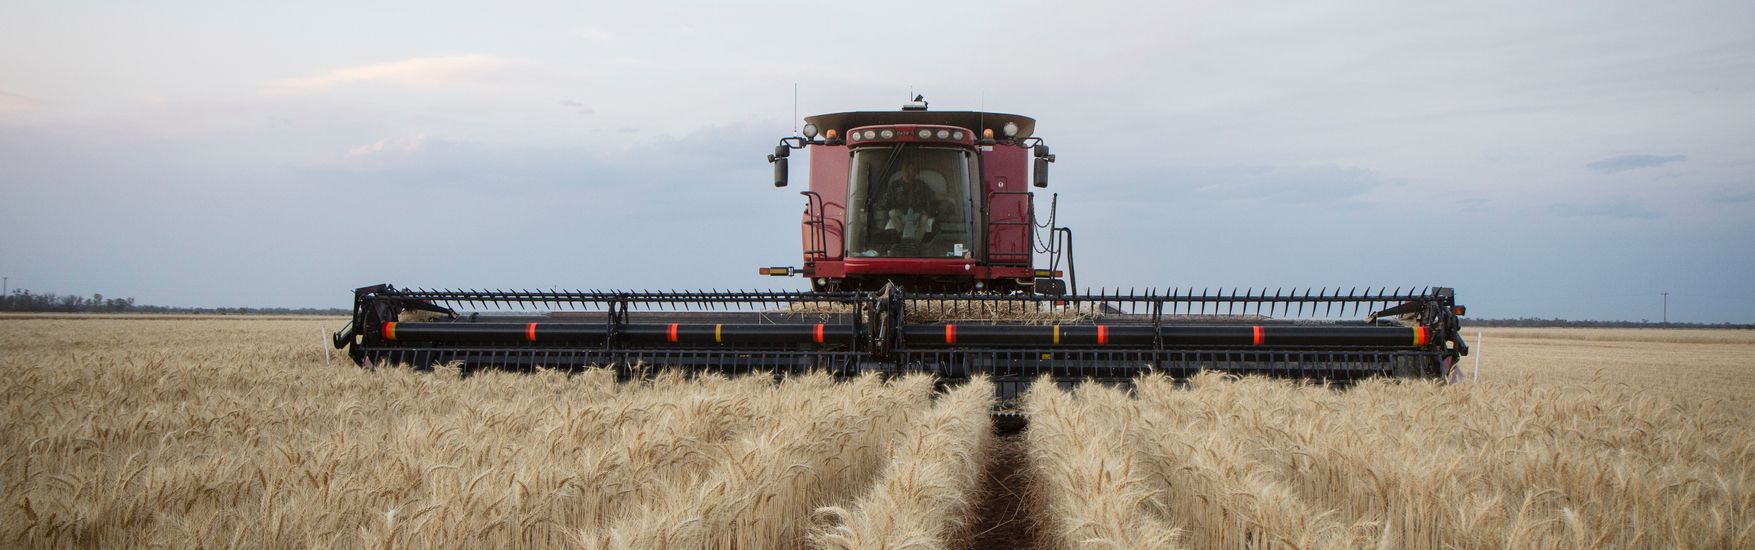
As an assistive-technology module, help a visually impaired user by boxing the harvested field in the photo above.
[3,317,1752,548]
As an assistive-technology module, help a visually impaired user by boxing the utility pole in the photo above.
[1661,291,1669,324]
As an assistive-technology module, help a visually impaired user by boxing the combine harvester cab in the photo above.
[333,99,1469,400]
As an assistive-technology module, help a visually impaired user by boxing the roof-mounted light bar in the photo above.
[846,124,970,145]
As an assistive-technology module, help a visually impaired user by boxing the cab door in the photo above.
[982,144,1031,266]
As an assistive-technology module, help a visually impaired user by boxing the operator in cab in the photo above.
[873,162,952,256]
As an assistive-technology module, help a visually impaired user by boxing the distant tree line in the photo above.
[1,289,347,315]
[1467,317,1753,329]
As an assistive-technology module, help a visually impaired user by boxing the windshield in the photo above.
[845,145,974,259]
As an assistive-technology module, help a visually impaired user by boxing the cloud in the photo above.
[344,133,433,160]
[1186,164,1396,204]
[1714,190,1755,204]
[0,90,38,115]
[1586,154,1687,174]
[265,55,524,95]
[559,99,594,114]
[1547,198,1662,220]
[305,121,771,192]
[574,26,614,42]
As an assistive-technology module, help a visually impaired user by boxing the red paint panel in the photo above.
[982,143,1032,266]
[811,260,846,278]
[803,144,850,261]
[844,258,981,276]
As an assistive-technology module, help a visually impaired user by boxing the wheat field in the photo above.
[3,316,1752,548]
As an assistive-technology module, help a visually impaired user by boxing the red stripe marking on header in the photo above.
[526,322,537,342]
[384,322,397,341]
[815,323,825,344]
[1252,325,1265,346]
[1413,326,1428,346]
[1097,324,1109,345]
[668,323,679,343]
[945,324,957,345]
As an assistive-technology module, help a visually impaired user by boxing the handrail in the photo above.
[799,191,830,260]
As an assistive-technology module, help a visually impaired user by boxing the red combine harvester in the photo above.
[334,99,1470,400]
[761,101,1066,294]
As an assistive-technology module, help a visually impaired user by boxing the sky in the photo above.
[1,1,1751,322]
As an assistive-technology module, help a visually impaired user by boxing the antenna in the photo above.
[792,83,799,135]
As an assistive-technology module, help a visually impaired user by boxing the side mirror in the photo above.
[1033,144,1050,158]
[1033,157,1049,188]
[769,145,791,187]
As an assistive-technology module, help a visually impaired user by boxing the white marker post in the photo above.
[322,328,332,366]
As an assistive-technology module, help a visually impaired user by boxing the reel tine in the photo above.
[1321,287,1331,318]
